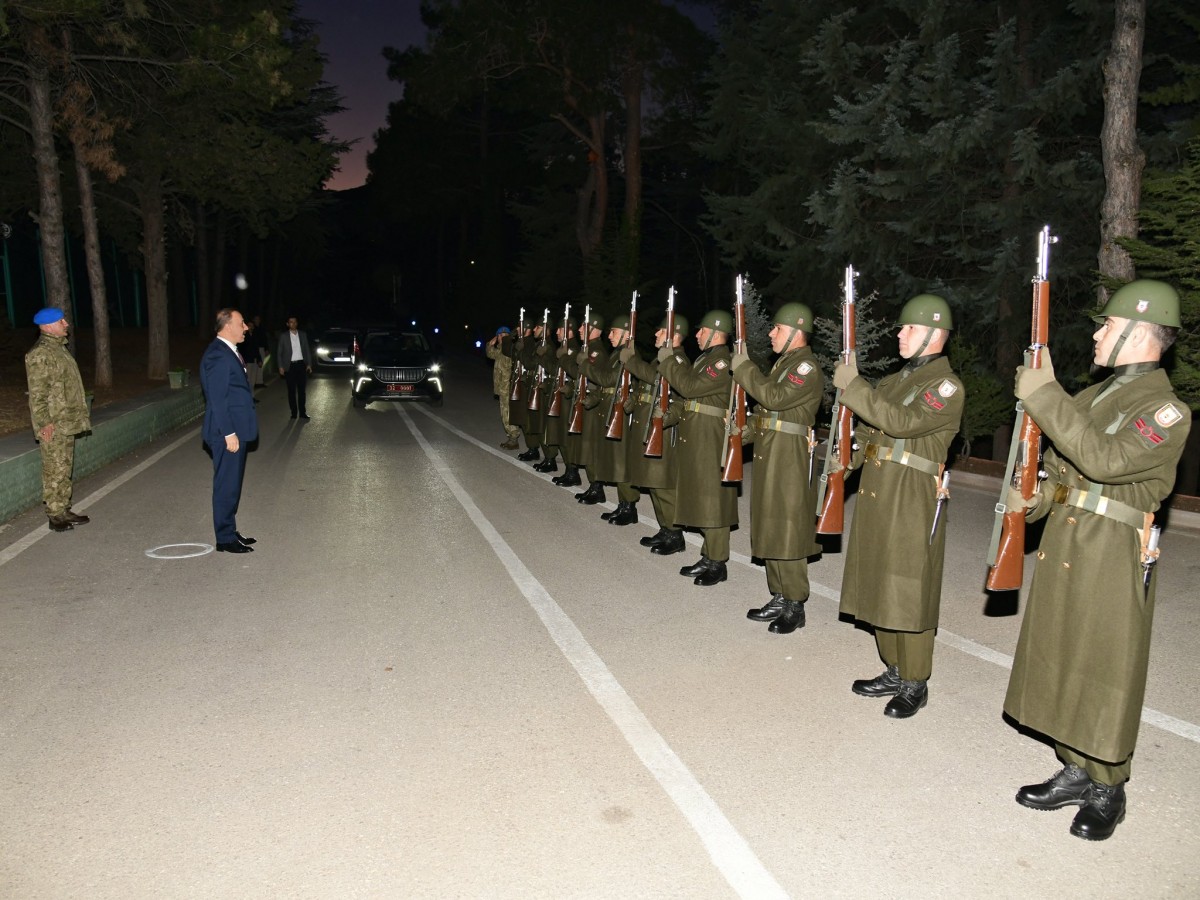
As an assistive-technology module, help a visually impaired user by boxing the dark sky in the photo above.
[299,0,428,191]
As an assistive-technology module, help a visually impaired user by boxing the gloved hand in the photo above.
[1015,349,1056,400]
[576,350,589,367]
[652,405,664,420]
[556,346,570,359]
[833,359,859,390]
[731,348,751,371]
[1006,486,1039,514]
[619,345,637,364]
[657,344,674,363]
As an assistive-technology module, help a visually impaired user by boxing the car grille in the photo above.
[374,367,426,384]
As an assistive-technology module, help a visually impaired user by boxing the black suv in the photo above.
[352,330,443,407]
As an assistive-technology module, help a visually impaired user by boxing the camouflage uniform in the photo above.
[485,334,520,443]
[25,332,91,519]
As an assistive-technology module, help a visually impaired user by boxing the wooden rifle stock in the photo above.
[606,293,637,440]
[721,276,747,483]
[815,266,857,535]
[568,304,590,435]
[527,309,549,412]
[986,226,1055,591]
[644,290,675,458]
[548,304,570,417]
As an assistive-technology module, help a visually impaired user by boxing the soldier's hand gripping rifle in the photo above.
[548,303,570,418]
[644,288,675,458]
[986,226,1056,591]
[528,308,550,411]
[509,307,526,404]
[815,265,857,535]
[606,291,638,440]
[721,275,748,482]
[568,304,591,435]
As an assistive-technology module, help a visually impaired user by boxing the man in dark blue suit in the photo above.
[200,308,259,554]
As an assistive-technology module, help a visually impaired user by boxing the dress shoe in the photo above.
[235,532,257,546]
[300,413,310,419]
[576,483,606,504]
[679,557,711,577]
[517,447,541,462]
[290,413,297,419]
[216,541,253,553]
[1069,781,1126,841]
[640,527,669,547]
[608,502,638,526]
[693,560,728,586]
[884,679,928,718]
[1016,764,1092,811]
[64,509,90,525]
[768,599,806,633]
[534,458,559,473]
[553,466,582,486]
[48,515,74,532]
[650,530,685,555]
[851,665,901,697]
[747,594,785,621]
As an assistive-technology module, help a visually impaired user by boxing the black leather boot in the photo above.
[851,665,901,697]
[1069,781,1126,841]
[693,559,728,586]
[884,679,928,718]
[1016,764,1092,811]
[679,557,711,577]
[640,527,669,547]
[534,457,559,473]
[553,466,582,486]
[747,594,784,621]
[517,446,541,462]
[768,599,806,633]
[608,502,638,525]
[650,530,685,555]
[576,483,606,504]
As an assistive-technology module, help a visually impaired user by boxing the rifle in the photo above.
[528,307,549,411]
[815,265,857,535]
[568,304,590,435]
[721,275,748,482]
[606,291,638,440]
[548,303,570,418]
[986,225,1056,591]
[644,287,675,458]
[509,307,526,404]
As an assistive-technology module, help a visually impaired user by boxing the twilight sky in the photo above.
[300,0,428,191]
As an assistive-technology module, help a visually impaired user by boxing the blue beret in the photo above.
[496,326,511,335]
[33,307,65,325]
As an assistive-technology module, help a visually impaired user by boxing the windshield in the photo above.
[364,333,429,354]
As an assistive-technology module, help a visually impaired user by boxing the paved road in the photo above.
[2,357,1198,899]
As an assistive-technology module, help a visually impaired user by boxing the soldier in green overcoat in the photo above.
[573,310,609,504]
[832,294,964,718]
[658,310,740,586]
[518,317,548,463]
[583,314,638,524]
[1004,280,1191,841]
[731,303,824,634]
[25,307,92,532]
[551,315,584,488]
[621,314,688,554]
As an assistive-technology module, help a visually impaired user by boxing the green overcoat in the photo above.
[623,353,677,489]
[1004,367,1190,763]
[507,337,528,430]
[732,346,823,561]
[838,355,964,631]
[658,345,738,528]
[580,345,626,482]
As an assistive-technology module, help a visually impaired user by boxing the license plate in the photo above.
[386,383,414,393]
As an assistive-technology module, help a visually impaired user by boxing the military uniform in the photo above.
[581,326,635,520]
[1005,279,1190,841]
[518,331,546,459]
[25,321,92,529]
[658,317,739,584]
[552,335,584,487]
[732,328,823,632]
[485,331,520,447]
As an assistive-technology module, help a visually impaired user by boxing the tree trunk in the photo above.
[575,113,607,259]
[72,149,112,388]
[27,61,70,313]
[195,203,212,336]
[138,176,170,379]
[1097,0,1146,299]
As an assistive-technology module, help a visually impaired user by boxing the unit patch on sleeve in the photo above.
[1154,402,1183,429]
[715,360,728,370]
[922,391,946,411]
[1130,416,1167,446]
[937,379,958,398]
[798,362,814,375]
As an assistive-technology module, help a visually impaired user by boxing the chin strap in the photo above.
[911,326,937,359]
[1106,320,1138,369]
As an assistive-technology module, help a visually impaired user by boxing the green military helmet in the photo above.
[897,293,953,330]
[610,313,632,331]
[1092,279,1181,328]
[698,309,734,333]
[584,309,605,331]
[657,313,690,335]
[773,302,814,332]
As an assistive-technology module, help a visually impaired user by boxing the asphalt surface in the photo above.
[2,355,1198,899]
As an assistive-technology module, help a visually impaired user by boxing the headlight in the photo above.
[357,363,370,373]
[429,363,441,374]
[317,347,330,357]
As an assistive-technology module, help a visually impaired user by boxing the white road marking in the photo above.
[413,405,1200,748]
[399,406,789,900]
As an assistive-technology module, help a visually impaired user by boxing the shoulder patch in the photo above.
[1155,403,1184,428]
[798,362,814,375]
[715,359,728,370]
[937,379,958,398]
[1130,416,1167,446]
[588,351,599,362]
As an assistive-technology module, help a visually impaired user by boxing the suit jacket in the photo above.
[277,330,312,368]
[200,338,258,448]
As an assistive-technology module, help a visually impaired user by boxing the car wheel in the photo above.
[352,396,366,408]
